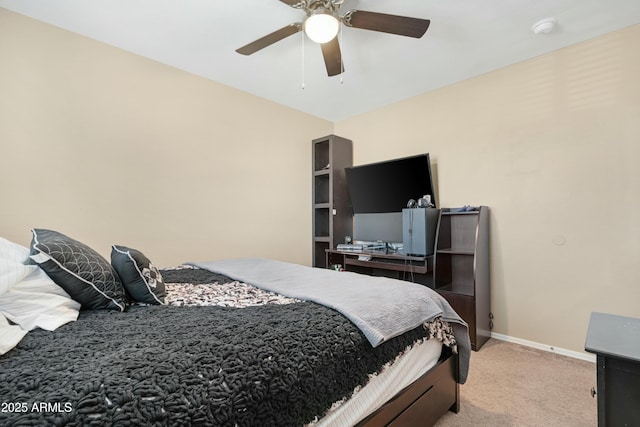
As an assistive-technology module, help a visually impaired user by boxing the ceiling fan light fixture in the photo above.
[304,8,340,44]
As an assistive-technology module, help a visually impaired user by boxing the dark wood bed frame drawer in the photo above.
[358,354,459,427]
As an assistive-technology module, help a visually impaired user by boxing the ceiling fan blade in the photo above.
[344,10,430,38]
[279,0,304,7]
[320,37,343,77]
[236,23,302,55]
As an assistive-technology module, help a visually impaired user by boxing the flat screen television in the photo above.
[345,153,436,214]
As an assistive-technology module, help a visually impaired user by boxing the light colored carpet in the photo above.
[435,339,597,426]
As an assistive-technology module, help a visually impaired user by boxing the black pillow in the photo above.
[111,245,165,305]
[29,229,126,311]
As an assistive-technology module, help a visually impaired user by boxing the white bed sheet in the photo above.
[312,338,443,427]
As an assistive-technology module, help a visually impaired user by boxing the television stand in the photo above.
[326,249,434,287]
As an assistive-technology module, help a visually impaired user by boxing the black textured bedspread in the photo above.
[0,269,441,426]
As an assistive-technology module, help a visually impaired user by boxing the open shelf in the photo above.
[436,249,475,255]
[314,174,330,204]
[436,212,479,253]
[313,140,330,172]
[434,253,475,296]
[314,241,330,268]
[435,282,475,297]
[314,208,330,238]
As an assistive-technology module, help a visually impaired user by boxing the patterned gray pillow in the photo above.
[29,229,126,311]
[111,245,165,305]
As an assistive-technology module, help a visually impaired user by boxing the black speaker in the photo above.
[402,208,440,256]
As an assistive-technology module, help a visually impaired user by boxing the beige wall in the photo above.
[335,24,640,354]
[0,9,332,267]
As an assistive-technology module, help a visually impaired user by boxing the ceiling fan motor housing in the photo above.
[304,6,340,44]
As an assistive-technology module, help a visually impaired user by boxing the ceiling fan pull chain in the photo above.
[340,23,344,84]
[301,28,305,89]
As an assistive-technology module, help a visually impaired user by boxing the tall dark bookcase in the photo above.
[433,206,491,350]
[312,135,353,268]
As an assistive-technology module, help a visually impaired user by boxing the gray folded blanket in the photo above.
[189,258,470,383]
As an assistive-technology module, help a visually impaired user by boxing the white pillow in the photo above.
[0,312,27,356]
[0,237,33,296]
[0,237,80,331]
[0,268,80,331]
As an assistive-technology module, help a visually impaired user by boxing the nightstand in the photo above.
[585,312,640,426]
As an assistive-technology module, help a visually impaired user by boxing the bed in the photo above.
[0,230,470,426]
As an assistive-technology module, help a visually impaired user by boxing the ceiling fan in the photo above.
[236,0,431,77]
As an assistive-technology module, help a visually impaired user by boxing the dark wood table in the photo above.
[585,312,640,426]
[326,248,433,286]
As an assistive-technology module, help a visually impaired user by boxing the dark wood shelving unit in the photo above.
[433,207,491,350]
[311,143,491,350]
[322,205,491,351]
[312,135,352,268]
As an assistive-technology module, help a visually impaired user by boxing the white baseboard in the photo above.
[490,332,596,363]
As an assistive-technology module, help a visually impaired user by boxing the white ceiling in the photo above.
[1,0,639,121]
